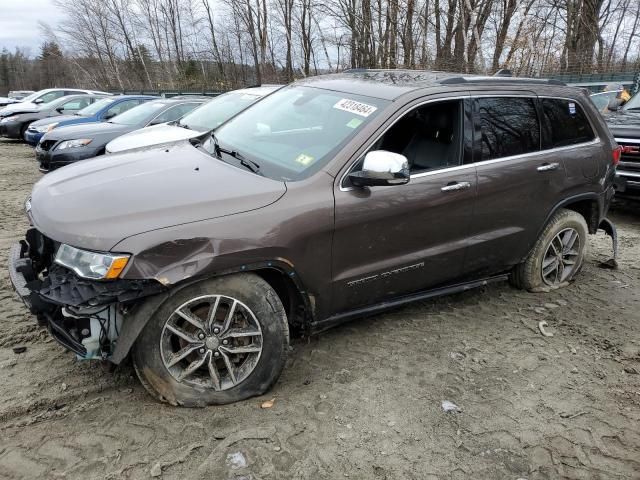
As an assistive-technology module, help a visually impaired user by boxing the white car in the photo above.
[105,86,280,154]
[0,88,111,116]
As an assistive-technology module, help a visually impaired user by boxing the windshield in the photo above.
[179,91,269,131]
[110,101,167,125]
[19,90,45,103]
[590,92,617,110]
[77,97,114,116]
[209,86,389,181]
[623,91,640,110]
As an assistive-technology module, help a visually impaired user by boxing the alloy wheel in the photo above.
[160,295,263,390]
[541,227,581,286]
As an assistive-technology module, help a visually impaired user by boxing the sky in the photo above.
[0,0,63,55]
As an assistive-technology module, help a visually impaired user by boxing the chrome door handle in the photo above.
[537,162,560,172]
[441,181,471,192]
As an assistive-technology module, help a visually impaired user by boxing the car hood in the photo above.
[0,102,39,115]
[106,123,204,153]
[605,109,640,138]
[30,114,84,128]
[40,121,132,141]
[29,142,287,251]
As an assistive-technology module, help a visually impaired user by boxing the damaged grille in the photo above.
[38,140,56,151]
[39,264,165,308]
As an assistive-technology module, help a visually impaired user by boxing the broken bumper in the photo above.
[8,229,166,360]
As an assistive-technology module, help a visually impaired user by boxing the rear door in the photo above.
[462,93,567,277]
[330,95,477,314]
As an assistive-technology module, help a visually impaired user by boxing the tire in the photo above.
[511,208,588,291]
[132,273,289,407]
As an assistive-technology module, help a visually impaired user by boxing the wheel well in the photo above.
[253,268,308,333]
[563,199,599,234]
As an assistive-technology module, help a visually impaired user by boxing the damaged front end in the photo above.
[9,228,165,360]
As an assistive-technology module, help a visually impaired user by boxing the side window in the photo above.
[104,99,140,118]
[540,98,595,148]
[150,103,200,124]
[474,97,540,161]
[359,100,463,174]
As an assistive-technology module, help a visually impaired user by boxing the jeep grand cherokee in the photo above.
[9,70,619,406]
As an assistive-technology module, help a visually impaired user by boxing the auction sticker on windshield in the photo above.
[334,98,377,117]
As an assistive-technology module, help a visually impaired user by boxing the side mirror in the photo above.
[34,98,44,104]
[348,150,410,188]
[56,107,64,113]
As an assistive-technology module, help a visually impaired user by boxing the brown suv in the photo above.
[9,70,619,406]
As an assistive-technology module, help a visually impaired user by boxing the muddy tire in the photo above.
[511,209,588,291]
[132,273,289,407]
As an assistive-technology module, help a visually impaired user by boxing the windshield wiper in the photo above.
[210,132,261,174]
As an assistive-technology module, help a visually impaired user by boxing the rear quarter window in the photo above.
[540,98,595,149]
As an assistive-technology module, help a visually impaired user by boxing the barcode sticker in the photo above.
[333,98,377,117]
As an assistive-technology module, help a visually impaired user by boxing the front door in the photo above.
[330,98,477,314]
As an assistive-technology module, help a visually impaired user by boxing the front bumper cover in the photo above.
[36,145,102,171]
[8,228,166,358]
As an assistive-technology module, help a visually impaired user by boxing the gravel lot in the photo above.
[0,138,639,480]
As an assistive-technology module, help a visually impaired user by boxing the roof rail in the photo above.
[440,76,566,86]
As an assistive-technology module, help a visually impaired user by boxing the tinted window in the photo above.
[540,98,595,148]
[475,97,540,161]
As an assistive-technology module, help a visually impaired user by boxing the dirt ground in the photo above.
[0,138,638,480]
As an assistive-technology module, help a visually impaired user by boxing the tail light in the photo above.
[612,146,622,166]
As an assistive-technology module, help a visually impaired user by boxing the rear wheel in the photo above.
[511,209,588,291]
[132,274,289,407]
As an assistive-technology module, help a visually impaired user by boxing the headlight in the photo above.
[35,122,58,133]
[0,115,19,123]
[55,244,130,280]
[58,138,93,150]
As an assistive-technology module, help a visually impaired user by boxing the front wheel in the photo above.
[132,274,289,407]
[511,209,588,291]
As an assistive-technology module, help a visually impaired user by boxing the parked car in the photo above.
[9,70,618,407]
[0,88,110,116]
[36,97,206,170]
[0,90,35,107]
[25,95,156,146]
[9,90,35,100]
[590,91,620,112]
[0,94,106,140]
[106,86,280,154]
[605,90,640,196]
